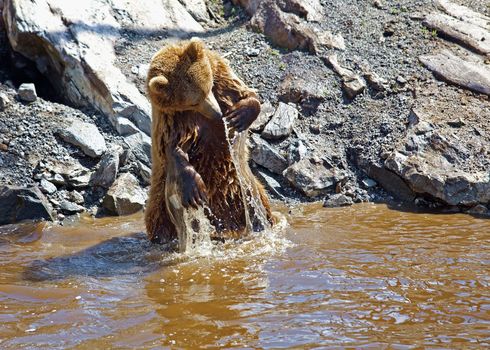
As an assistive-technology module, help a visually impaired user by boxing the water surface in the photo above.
[0,203,489,349]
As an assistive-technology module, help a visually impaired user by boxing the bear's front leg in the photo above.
[168,147,208,209]
[225,97,261,132]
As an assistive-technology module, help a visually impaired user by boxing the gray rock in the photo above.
[0,92,10,110]
[466,204,489,216]
[59,200,85,214]
[262,102,298,140]
[250,100,275,132]
[50,173,66,186]
[114,117,140,136]
[327,54,366,99]
[287,140,307,165]
[419,50,490,96]
[91,146,122,188]
[45,160,92,188]
[17,83,37,102]
[68,190,85,205]
[250,134,288,174]
[179,0,210,22]
[39,179,57,194]
[255,169,285,200]
[436,0,490,29]
[423,11,490,56]
[138,161,152,186]
[283,157,343,197]
[361,178,377,189]
[323,193,354,208]
[278,70,327,112]
[0,185,53,224]
[103,173,147,216]
[124,132,152,166]
[58,119,107,158]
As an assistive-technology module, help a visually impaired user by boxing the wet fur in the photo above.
[145,40,273,243]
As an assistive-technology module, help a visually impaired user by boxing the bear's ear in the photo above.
[148,76,169,95]
[185,39,205,61]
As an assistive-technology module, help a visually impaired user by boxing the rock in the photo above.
[287,139,307,165]
[423,9,490,56]
[283,157,344,197]
[466,204,489,216]
[385,151,490,206]
[255,169,285,200]
[262,102,298,140]
[179,0,210,23]
[235,0,343,53]
[278,70,326,112]
[436,0,490,30]
[323,193,354,208]
[44,160,92,189]
[419,50,490,96]
[362,163,416,202]
[361,178,377,189]
[3,0,203,137]
[39,179,57,194]
[137,161,152,186]
[58,119,107,158]
[114,117,140,136]
[250,100,275,132]
[50,173,66,186]
[0,92,10,110]
[103,173,147,216]
[68,190,84,205]
[17,83,37,102]
[360,64,388,92]
[59,200,84,214]
[326,54,366,99]
[123,132,152,166]
[0,185,53,225]
[249,134,288,174]
[91,146,122,188]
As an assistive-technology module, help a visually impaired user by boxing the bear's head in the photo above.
[147,39,222,120]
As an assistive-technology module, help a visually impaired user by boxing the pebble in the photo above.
[17,83,38,103]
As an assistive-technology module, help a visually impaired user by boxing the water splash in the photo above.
[176,119,277,255]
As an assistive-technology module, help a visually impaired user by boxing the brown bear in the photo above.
[145,39,274,245]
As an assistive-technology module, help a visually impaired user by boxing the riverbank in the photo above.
[0,0,489,225]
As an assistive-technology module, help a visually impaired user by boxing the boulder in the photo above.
[419,50,490,96]
[39,179,57,194]
[261,102,298,140]
[58,119,107,158]
[249,134,288,174]
[423,7,490,56]
[103,173,147,216]
[0,185,53,225]
[323,193,354,208]
[17,83,37,102]
[91,145,122,188]
[59,200,85,214]
[233,0,344,53]
[283,157,344,197]
[278,70,327,112]
[383,106,490,206]
[44,160,93,189]
[250,100,275,132]
[179,0,210,22]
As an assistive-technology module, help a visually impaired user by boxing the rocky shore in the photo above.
[0,0,489,226]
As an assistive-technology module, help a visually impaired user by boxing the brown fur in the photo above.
[145,39,273,244]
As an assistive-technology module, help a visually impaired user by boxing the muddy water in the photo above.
[0,203,489,349]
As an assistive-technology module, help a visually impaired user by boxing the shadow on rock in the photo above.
[23,232,176,281]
